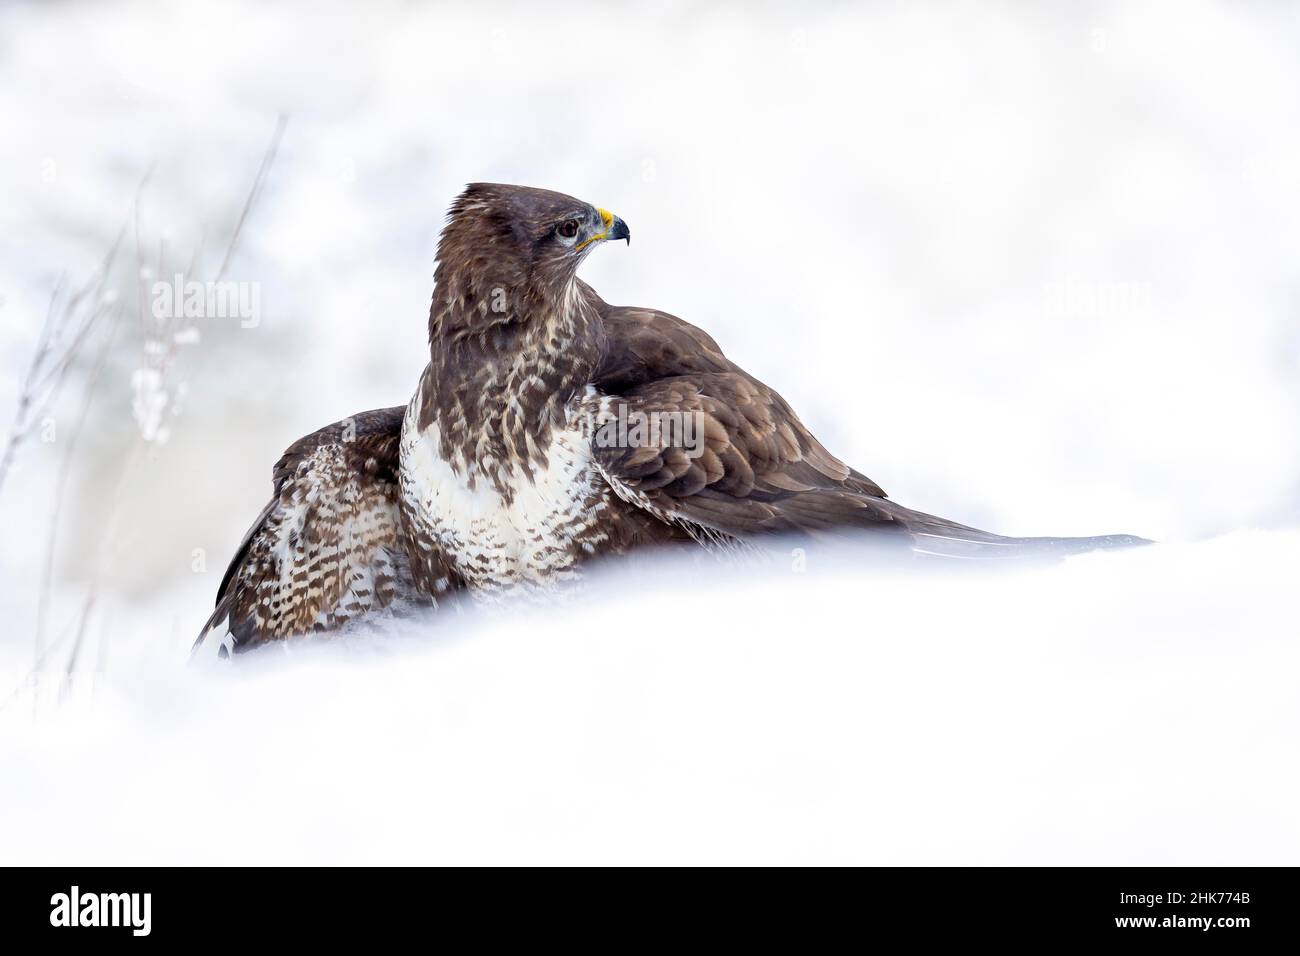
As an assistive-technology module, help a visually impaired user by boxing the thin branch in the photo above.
[34,304,123,662]
[216,114,287,282]
[0,281,63,494]
[0,225,127,497]
[61,592,97,700]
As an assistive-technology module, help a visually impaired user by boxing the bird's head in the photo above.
[435,183,629,314]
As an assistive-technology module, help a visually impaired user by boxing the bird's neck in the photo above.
[415,276,606,483]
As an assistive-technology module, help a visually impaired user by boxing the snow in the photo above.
[1,0,1298,864]
[3,533,1298,865]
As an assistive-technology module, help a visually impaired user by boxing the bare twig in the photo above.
[34,303,124,663]
[216,114,287,282]
[61,592,96,701]
[0,281,64,494]
[0,226,127,497]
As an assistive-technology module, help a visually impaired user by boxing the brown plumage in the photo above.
[195,408,430,652]
[194,183,1146,656]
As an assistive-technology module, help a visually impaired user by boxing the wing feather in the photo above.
[591,301,1148,557]
[193,407,421,657]
[592,303,899,540]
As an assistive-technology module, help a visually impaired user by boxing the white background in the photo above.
[0,0,1297,864]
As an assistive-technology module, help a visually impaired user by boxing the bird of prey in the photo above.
[194,183,1145,655]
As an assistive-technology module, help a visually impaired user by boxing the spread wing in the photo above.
[193,407,421,657]
[591,305,908,541]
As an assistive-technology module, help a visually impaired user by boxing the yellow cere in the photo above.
[575,207,615,251]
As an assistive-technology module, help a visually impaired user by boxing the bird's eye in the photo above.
[557,219,580,239]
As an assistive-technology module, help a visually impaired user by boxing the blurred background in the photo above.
[1,0,1297,864]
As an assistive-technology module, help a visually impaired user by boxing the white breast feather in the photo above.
[399,394,610,592]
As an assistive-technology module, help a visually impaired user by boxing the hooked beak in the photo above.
[578,208,629,250]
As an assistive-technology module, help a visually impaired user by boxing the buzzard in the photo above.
[194,184,1146,655]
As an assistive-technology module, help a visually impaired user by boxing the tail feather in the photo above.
[887,503,1152,560]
